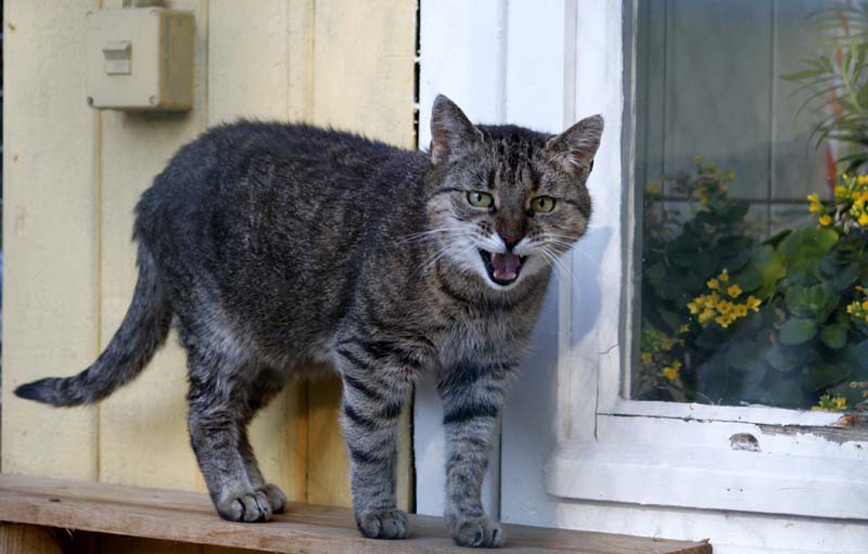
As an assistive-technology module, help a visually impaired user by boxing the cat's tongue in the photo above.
[491,252,520,282]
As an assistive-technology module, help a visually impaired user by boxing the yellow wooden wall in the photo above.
[1,0,416,543]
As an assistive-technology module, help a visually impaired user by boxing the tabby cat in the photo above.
[16,95,602,548]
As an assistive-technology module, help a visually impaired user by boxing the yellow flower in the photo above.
[707,292,720,306]
[847,303,856,315]
[809,202,822,213]
[662,360,682,383]
[677,324,690,334]
[861,191,868,202]
[834,185,846,198]
[859,212,868,227]
[694,155,704,165]
[687,301,700,314]
[854,198,865,212]
[662,337,674,351]
[646,183,662,195]
[733,304,748,317]
[807,192,820,204]
[726,171,735,181]
[698,309,716,326]
[707,278,720,290]
[708,162,718,172]
[718,269,729,283]
[717,300,733,315]
[819,214,833,226]
[727,284,743,298]
[641,352,652,364]
[833,397,848,411]
[858,175,868,186]
[746,296,761,312]
[715,314,734,328]
[862,300,868,311]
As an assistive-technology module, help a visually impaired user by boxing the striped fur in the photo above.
[15,96,601,547]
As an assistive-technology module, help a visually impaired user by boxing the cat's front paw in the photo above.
[216,489,274,523]
[259,483,287,514]
[448,515,504,548]
[356,508,408,540]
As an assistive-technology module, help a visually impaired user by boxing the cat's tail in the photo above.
[15,243,173,407]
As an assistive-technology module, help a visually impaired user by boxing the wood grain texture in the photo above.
[98,0,210,492]
[0,475,712,554]
[3,0,417,534]
[208,0,308,506]
[0,523,63,554]
[305,0,417,509]
[1,0,101,481]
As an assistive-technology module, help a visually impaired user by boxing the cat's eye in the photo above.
[467,191,494,208]
[531,196,556,213]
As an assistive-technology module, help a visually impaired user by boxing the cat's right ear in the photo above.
[430,95,482,164]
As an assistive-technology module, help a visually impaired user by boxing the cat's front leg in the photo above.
[438,361,515,548]
[335,341,416,540]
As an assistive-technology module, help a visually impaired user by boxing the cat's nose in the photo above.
[499,232,522,251]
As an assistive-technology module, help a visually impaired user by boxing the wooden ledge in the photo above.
[0,474,711,553]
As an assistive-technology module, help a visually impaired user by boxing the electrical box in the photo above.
[86,7,194,111]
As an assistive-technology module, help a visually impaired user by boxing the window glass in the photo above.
[634,0,868,412]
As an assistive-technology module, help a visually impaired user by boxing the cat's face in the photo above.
[425,95,602,290]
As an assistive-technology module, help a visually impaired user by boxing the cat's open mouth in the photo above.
[479,249,527,286]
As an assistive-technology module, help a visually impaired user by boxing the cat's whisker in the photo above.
[396,227,467,245]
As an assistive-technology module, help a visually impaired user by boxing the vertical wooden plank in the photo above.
[1,0,100,480]
[307,0,417,509]
[209,0,289,123]
[415,0,506,518]
[0,524,63,554]
[207,0,307,504]
[312,0,417,149]
[287,0,315,123]
[97,0,209,491]
[500,0,574,526]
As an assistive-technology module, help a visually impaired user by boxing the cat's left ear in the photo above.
[545,115,604,177]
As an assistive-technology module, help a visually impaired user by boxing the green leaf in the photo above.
[856,340,868,374]
[779,318,818,345]
[646,262,666,287]
[750,245,787,298]
[780,227,839,274]
[734,266,764,293]
[832,262,861,291]
[820,325,848,349]
[765,343,800,373]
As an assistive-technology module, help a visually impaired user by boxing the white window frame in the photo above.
[415,0,868,526]
[545,0,868,521]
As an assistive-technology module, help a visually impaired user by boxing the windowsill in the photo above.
[544,441,868,520]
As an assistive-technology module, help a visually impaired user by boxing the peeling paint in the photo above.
[729,433,761,452]
[758,418,868,445]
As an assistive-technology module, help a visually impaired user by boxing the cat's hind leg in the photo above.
[185,346,287,523]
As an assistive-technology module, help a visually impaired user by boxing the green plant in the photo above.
[782,3,868,173]
[639,161,868,411]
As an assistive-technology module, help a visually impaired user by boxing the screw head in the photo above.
[87,96,94,106]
